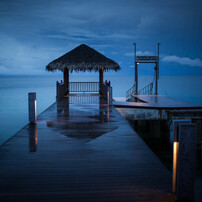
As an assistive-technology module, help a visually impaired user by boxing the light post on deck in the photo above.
[172,120,197,200]
[28,92,37,123]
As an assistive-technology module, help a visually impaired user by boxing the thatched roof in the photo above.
[46,44,120,72]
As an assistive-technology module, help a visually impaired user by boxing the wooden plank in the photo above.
[114,95,202,110]
[0,96,174,201]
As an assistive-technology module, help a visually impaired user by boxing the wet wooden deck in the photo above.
[114,95,202,109]
[0,95,175,201]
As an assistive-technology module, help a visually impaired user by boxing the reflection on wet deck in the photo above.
[0,95,174,201]
[29,123,38,152]
[48,96,115,141]
[114,95,202,109]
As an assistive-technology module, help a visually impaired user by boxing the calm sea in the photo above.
[0,75,202,145]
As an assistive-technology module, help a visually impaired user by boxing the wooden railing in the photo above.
[69,82,99,92]
[138,82,153,95]
[69,95,100,103]
[56,81,112,101]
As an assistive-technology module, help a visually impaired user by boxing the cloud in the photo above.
[46,31,134,41]
[162,55,202,67]
[0,34,69,75]
[0,0,202,75]
[125,51,154,57]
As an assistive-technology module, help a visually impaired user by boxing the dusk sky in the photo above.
[0,0,202,76]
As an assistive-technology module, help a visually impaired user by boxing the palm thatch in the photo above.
[46,44,120,72]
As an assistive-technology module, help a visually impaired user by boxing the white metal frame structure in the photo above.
[133,43,160,95]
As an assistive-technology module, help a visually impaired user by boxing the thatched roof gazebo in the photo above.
[46,44,120,96]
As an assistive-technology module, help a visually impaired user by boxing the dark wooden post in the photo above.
[99,67,104,94]
[64,68,69,95]
[29,92,37,123]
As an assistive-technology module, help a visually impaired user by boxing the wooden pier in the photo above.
[0,95,175,201]
[114,95,202,109]
[114,95,202,121]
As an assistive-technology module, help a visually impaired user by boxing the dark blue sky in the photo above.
[0,0,202,76]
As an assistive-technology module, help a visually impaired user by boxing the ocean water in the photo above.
[0,75,201,145]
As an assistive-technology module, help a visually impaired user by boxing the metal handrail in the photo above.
[126,83,136,100]
[138,82,153,95]
[126,82,153,100]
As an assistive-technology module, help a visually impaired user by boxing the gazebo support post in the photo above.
[99,67,104,94]
[64,68,69,95]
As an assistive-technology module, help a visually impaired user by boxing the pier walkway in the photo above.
[114,95,202,109]
[0,95,174,201]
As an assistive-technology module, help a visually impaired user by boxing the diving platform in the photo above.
[0,95,174,201]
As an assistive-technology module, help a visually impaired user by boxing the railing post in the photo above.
[28,92,37,123]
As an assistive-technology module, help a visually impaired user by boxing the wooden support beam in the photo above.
[64,69,69,95]
[99,67,104,93]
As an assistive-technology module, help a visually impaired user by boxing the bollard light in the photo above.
[171,119,191,194]
[29,92,37,123]
[172,141,179,193]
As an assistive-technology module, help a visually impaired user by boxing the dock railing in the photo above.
[126,83,136,101]
[69,82,99,93]
[57,81,100,99]
[56,81,112,102]
[138,82,153,95]
[126,82,153,101]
